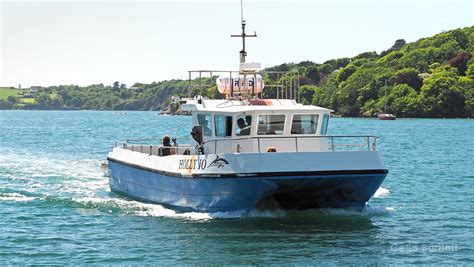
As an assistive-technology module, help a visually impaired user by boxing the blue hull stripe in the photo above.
[108,159,387,212]
[107,157,388,179]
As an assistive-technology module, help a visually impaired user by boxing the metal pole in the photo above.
[384,79,387,114]
[297,77,300,103]
[210,71,213,92]
[276,73,279,100]
[252,73,255,97]
[289,77,293,100]
[230,71,233,98]
[240,0,243,22]
[188,71,192,98]
[199,71,202,96]
[231,1,256,64]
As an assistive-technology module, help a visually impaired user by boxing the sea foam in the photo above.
[374,186,390,198]
[0,193,36,202]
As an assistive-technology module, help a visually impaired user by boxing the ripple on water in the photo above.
[1,113,474,264]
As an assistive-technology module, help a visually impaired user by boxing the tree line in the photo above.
[265,26,473,118]
[1,26,473,118]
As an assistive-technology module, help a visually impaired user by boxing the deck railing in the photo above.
[115,135,378,156]
[203,135,378,154]
[187,70,300,102]
[115,137,196,156]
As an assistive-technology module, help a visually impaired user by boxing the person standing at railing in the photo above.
[158,136,172,156]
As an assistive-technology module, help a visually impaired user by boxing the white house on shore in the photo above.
[24,86,42,97]
[171,96,190,104]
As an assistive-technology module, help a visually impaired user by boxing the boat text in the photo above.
[178,158,207,170]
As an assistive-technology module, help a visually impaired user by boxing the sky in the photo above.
[0,0,473,88]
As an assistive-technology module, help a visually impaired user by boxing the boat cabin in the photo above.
[182,98,332,154]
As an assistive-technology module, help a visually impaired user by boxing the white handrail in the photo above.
[116,135,378,155]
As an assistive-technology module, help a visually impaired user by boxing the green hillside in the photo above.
[0,87,26,109]
[0,87,24,100]
[1,26,473,117]
[300,26,474,117]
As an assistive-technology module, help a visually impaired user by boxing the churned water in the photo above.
[0,110,473,264]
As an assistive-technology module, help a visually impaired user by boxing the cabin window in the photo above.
[215,115,233,137]
[321,113,329,135]
[291,114,319,134]
[197,114,212,136]
[257,115,285,135]
[235,115,252,136]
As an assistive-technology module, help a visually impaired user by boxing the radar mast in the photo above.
[231,0,257,63]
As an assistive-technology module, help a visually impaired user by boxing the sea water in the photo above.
[0,110,473,264]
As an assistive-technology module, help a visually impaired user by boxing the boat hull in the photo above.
[378,114,396,120]
[108,159,387,212]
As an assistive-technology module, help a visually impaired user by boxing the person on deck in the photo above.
[158,135,172,156]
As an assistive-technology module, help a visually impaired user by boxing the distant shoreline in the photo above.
[1,108,471,119]
[1,26,473,118]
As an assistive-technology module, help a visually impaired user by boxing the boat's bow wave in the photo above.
[75,194,394,220]
[374,186,390,198]
[73,196,286,220]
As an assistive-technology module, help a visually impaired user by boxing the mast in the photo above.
[231,0,257,63]
[384,79,387,114]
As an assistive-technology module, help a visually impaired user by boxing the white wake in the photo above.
[374,186,390,198]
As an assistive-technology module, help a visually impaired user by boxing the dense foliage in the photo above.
[1,26,473,117]
[298,26,474,117]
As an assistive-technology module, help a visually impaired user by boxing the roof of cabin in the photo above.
[181,99,333,113]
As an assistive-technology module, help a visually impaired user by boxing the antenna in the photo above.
[384,79,387,114]
[231,0,257,63]
[240,0,243,22]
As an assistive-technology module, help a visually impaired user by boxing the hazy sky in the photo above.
[1,0,473,87]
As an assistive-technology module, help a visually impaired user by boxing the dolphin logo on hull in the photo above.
[207,155,229,168]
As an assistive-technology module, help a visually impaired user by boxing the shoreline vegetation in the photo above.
[1,26,473,118]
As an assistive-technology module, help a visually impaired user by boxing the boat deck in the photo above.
[119,135,378,156]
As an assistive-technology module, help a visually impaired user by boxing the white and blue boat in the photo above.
[106,15,388,213]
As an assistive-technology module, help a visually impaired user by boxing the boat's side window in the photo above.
[291,114,319,134]
[215,115,233,137]
[257,115,285,135]
[197,114,212,136]
[321,113,329,135]
[235,115,252,136]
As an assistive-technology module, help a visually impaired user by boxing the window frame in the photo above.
[235,114,253,136]
[257,114,286,136]
[197,113,212,137]
[214,114,233,138]
[320,113,330,135]
[290,113,320,135]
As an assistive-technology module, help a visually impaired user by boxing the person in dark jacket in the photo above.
[158,135,172,156]
[237,118,250,135]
